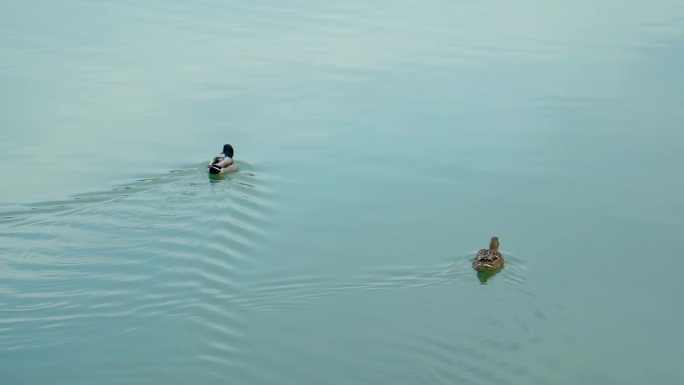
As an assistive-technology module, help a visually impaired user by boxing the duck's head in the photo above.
[489,236,499,251]
[222,144,234,158]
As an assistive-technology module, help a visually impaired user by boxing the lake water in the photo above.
[2,1,683,384]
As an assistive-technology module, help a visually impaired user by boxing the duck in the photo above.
[208,144,238,175]
[472,236,505,271]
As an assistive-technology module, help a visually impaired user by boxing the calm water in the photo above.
[2,1,684,384]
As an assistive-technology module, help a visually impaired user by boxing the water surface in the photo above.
[1,1,684,384]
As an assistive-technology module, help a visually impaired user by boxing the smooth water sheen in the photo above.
[2,1,684,384]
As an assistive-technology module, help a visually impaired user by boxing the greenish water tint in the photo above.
[2,1,684,384]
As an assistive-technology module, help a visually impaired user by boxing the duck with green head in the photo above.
[208,144,238,175]
[472,236,504,271]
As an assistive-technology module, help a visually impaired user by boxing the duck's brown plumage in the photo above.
[472,236,504,271]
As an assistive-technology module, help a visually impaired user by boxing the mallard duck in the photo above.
[472,236,504,271]
[208,144,238,175]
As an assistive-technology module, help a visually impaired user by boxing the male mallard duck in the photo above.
[208,144,238,175]
[472,236,504,271]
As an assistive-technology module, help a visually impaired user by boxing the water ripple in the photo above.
[227,251,565,384]
[0,164,274,383]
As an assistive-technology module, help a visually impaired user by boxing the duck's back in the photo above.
[472,248,504,270]
[474,248,502,260]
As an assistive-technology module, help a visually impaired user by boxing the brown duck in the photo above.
[472,236,504,271]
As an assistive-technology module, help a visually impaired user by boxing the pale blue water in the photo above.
[2,1,684,384]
